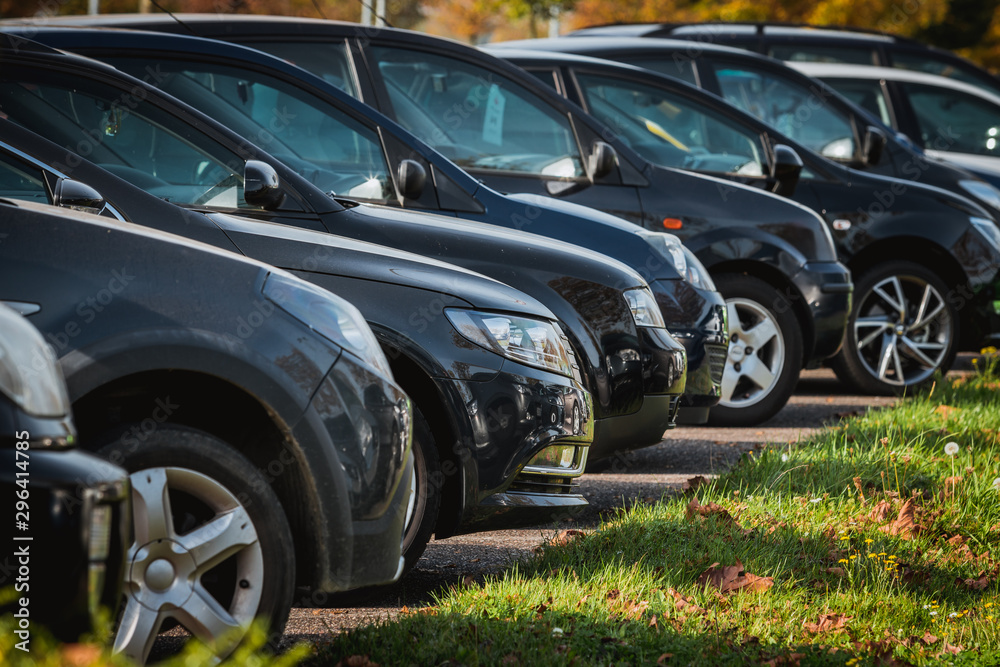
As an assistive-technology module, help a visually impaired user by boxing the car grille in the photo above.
[509,474,580,495]
[707,343,728,385]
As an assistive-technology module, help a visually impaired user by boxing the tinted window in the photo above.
[371,46,584,178]
[0,71,248,209]
[823,79,892,125]
[901,82,1000,155]
[0,151,48,204]
[769,44,877,65]
[613,55,698,86]
[106,57,393,202]
[710,62,857,161]
[891,51,1000,96]
[574,72,764,176]
[241,40,360,98]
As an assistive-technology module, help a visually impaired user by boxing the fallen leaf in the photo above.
[935,405,962,419]
[803,613,852,634]
[534,596,553,614]
[657,654,674,665]
[686,497,750,534]
[606,589,621,601]
[550,529,586,546]
[666,587,706,615]
[684,475,709,493]
[941,476,964,500]
[868,499,892,522]
[825,567,846,577]
[576,594,590,607]
[462,575,478,587]
[922,631,939,645]
[958,571,990,591]
[649,614,658,628]
[697,560,774,594]
[336,656,379,667]
[947,534,966,546]
[941,641,964,655]
[879,498,918,539]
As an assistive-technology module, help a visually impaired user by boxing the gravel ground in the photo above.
[276,363,928,645]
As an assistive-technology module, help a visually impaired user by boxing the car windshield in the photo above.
[574,71,765,176]
[0,69,248,209]
[104,57,395,202]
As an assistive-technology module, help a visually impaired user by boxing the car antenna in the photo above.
[148,0,197,36]
[350,0,395,28]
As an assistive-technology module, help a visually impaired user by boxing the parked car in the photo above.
[790,62,1000,188]
[44,15,858,427]
[494,47,1000,393]
[0,32,687,468]
[0,196,415,662]
[568,22,1000,98]
[500,36,1000,219]
[0,303,129,644]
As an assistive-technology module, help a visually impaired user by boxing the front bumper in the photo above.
[588,393,680,464]
[0,408,129,642]
[294,356,413,593]
[650,278,728,425]
[442,360,593,536]
[790,260,853,366]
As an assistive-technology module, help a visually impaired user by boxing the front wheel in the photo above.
[830,261,958,394]
[708,274,804,426]
[97,426,295,665]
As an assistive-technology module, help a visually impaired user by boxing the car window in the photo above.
[891,51,1000,97]
[370,46,585,178]
[242,40,360,98]
[574,72,765,176]
[0,70,249,210]
[104,57,394,202]
[822,78,892,125]
[900,82,1000,156]
[611,55,698,86]
[769,44,877,65]
[710,62,857,161]
[0,151,49,204]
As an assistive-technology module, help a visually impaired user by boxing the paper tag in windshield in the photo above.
[482,84,505,146]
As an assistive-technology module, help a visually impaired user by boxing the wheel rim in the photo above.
[853,274,951,387]
[116,467,263,665]
[400,441,428,555]
[719,298,785,409]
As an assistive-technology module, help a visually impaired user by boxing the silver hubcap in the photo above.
[854,275,951,386]
[116,467,263,665]
[720,298,785,408]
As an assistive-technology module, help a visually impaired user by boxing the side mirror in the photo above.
[863,126,887,167]
[588,141,617,180]
[396,159,427,201]
[52,178,106,215]
[244,160,285,210]
[770,144,803,198]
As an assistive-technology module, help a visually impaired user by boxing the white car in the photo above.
[790,62,1000,189]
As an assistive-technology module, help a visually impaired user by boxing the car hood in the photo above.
[207,212,552,318]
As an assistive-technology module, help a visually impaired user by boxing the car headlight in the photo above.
[624,288,666,328]
[263,271,392,378]
[960,180,1000,212]
[445,309,574,377]
[639,231,716,290]
[0,307,72,418]
[681,247,716,291]
[970,216,1000,253]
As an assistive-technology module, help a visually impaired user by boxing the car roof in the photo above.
[490,35,771,60]
[790,61,1000,105]
[569,22,901,44]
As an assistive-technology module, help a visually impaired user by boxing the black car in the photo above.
[15,26,721,429]
[0,198,415,662]
[51,15,856,427]
[0,304,129,645]
[569,22,1000,98]
[495,47,1000,393]
[0,32,687,464]
[500,36,1000,220]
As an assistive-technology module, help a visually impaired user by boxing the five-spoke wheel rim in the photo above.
[720,298,785,408]
[116,467,263,665]
[853,274,951,387]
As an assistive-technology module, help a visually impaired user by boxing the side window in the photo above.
[891,51,1000,97]
[574,72,765,176]
[823,79,892,125]
[614,55,698,86]
[711,62,857,161]
[526,68,560,91]
[0,152,49,203]
[244,40,360,99]
[105,58,394,202]
[0,73,247,210]
[901,82,1000,155]
[370,46,585,178]
[768,44,877,65]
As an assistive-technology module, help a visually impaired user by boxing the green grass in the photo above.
[319,359,1000,666]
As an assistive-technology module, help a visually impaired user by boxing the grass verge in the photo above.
[319,358,1000,666]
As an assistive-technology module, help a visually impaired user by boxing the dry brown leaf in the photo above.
[803,613,852,634]
[657,654,674,665]
[853,476,867,503]
[879,498,918,539]
[935,404,962,419]
[606,588,621,601]
[696,559,774,594]
[958,571,990,591]
[941,641,964,655]
[684,475,709,493]
[825,567,846,577]
[868,499,893,522]
[922,631,939,645]
[550,529,586,546]
[625,599,650,619]
[337,657,380,667]
[576,594,590,608]
[666,587,705,614]
[947,534,966,546]
[686,497,750,534]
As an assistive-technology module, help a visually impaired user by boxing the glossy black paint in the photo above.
[16,26,699,440]
[498,50,1000,351]
[0,198,413,593]
[499,37,1000,222]
[0,307,129,641]
[51,15,850,372]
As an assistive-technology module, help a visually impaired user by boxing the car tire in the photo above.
[709,273,803,426]
[96,425,295,665]
[830,261,957,395]
[400,408,441,576]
